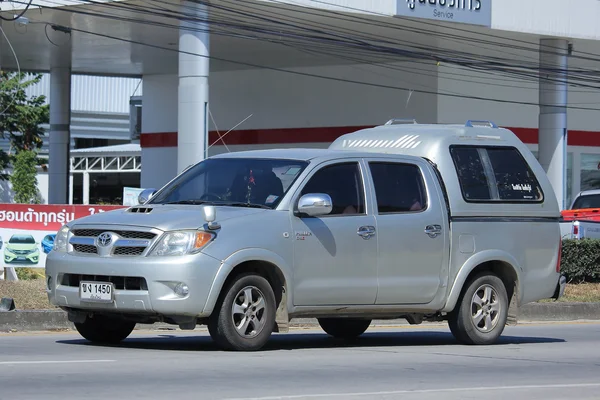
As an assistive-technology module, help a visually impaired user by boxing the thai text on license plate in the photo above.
[79,282,114,302]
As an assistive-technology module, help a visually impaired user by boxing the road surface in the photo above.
[1,322,599,400]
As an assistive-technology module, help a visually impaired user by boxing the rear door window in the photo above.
[369,162,427,213]
[450,146,543,203]
[449,147,492,201]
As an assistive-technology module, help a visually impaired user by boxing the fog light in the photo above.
[174,283,189,297]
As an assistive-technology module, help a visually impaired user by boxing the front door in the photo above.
[291,161,378,306]
[367,159,448,305]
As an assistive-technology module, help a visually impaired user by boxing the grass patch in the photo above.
[560,283,600,302]
[0,277,56,310]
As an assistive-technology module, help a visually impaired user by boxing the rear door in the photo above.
[366,158,449,305]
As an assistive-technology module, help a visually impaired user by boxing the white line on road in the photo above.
[0,360,115,365]
[224,383,600,400]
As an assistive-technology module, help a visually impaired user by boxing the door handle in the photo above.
[357,225,376,240]
[424,224,442,238]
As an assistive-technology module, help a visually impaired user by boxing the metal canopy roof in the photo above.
[70,143,141,173]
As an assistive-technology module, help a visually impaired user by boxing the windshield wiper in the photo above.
[164,200,210,205]
[219,201,271,209]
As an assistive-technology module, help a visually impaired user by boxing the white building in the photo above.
[3,0,600,208]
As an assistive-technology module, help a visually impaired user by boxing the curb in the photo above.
[1,302,600,333]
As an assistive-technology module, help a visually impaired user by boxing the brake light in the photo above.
[556,239,562,273]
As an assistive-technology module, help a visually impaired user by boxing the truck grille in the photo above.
[69,226,160,257]
[61,274,148,291]
[113,247,145,256]
[73,244,98,254]
[72,229,156,240]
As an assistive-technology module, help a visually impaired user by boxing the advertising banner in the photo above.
[0,204,125,271]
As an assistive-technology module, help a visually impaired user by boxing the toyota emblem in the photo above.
[97,232,113,247]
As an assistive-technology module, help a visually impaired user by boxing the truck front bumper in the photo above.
[45,250,224,319]
[552,275,567,300]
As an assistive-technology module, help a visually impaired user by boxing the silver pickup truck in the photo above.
[46,120,566,351]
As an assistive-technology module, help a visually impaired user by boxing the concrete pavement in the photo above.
[1,322,600,400]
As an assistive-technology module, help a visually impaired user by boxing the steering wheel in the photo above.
[199,193,223,201]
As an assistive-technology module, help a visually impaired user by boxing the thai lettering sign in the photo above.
[397,0,492,27]
[0,204,124,270]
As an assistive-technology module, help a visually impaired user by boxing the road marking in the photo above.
[0,360,115,365]
[224,383,600,400]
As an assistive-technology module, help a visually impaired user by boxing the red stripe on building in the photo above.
[140,126,600,148]
[140,132,179,147]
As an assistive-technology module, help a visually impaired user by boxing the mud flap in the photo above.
[506,282,518,326]
[274,286,289,333]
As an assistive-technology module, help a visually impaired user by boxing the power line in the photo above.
[7,0,600,109]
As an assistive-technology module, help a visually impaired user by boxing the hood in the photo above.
[69,204,269,231]
[7,243,38,251]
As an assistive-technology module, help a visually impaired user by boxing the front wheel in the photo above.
[318,318,371,339]
[448,273,508,345]
[208,274,276,351]
[74,315,136,344]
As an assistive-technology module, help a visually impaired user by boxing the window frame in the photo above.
[449,145,545,204]
[295,161,368,217]
[367,161,429,215]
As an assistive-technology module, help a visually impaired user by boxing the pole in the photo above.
[538,38,569,210]
[177,0,210,174]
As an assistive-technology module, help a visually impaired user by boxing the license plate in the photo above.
[79,281,114,303]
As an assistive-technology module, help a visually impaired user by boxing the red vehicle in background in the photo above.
[562,190,600,222]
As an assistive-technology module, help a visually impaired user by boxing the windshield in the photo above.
[9,235,35,244]
[148,158,309,209]
[572,194,600,209]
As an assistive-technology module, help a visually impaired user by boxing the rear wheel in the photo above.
[318,318,371,339]
[208,274,276,351]
[74,315,136,344]
[448,273,508,345]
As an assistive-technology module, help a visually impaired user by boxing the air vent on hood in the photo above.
[128,207,153,213]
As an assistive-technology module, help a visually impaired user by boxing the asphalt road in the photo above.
[1,322,600,400]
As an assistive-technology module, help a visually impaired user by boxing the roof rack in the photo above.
[384,118,418,125]
[465,120,498,128]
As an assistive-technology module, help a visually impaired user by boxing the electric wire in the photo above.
[30,0,597,93]
[7,0,600,109]
[19,13,600,111]
[0,0,32,21]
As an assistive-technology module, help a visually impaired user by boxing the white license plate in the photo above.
[79,281,114,303]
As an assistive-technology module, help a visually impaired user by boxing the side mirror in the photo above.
[297,193,333,217]
[138,188,157,204]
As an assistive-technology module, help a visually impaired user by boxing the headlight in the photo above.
[53,225,70,253]
[148,230,214,257]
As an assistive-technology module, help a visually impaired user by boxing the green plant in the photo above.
[0,71,49,180]
[10,149,41,203]
[15,267,44,281]
[560,239,600,283]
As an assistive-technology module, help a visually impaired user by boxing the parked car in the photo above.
[560,190,600,239]
[42,234,56,254]
[4,234,40,265]
[46,119,565,351]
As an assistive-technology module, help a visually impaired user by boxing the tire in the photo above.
[448,273,509,345]
[318,318,371,339]
[74,315,136,344]
[208,273,276,351]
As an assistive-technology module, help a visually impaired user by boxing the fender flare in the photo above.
[442,250,523,313]
[201,248,293,316]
